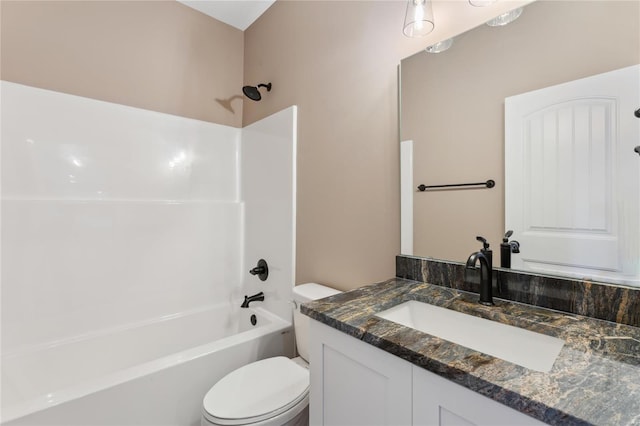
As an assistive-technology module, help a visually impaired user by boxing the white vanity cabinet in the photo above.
[309,320,412,426]
[309,319,546,426]
[412,365,546,426]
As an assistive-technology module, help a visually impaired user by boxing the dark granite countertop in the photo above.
[301,278,640,426]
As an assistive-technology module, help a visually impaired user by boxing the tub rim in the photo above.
[1,306,290,424]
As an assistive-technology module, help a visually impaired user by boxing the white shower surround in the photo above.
[0,81,298,423]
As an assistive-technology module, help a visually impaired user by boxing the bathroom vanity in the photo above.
[302,277,640,425]
[346,2,640,424]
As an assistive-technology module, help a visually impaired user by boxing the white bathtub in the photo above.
[1,304,293,426]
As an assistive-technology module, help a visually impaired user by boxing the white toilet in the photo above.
[201,283,341,426]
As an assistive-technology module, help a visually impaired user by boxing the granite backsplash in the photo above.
[396,255,640,328]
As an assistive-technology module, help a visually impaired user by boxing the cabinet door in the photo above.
[309,320,412,426]
[412,366,546,426]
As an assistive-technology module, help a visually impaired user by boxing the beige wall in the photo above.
[1,1,244,127]
[244,1,408,289]
[402,1,640,266]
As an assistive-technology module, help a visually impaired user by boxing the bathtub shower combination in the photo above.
[1,81,298,425]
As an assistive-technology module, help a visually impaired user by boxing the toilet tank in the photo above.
[293,283,341,362]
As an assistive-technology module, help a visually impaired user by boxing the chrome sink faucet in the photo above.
[466,236,494,306]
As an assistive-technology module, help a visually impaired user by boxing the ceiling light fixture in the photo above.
[425,38,454,53]
[486,7,523,26]
[403,0,435,37]
[469,0,497,6]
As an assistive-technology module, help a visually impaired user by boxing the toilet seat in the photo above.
[202,357,309,426]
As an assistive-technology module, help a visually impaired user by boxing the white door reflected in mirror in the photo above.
[505,65,640,286]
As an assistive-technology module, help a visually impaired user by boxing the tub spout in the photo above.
[241,292,265,308]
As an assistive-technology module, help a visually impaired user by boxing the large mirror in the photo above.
[400,0,640,286]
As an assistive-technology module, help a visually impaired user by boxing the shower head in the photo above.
[242,83,272,101]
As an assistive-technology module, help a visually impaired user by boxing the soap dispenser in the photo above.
[500,230,520,268]
[476,236,493,267]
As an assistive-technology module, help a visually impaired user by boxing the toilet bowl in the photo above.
[201,283,341,426]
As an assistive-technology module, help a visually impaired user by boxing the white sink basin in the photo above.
[376,301,564,373]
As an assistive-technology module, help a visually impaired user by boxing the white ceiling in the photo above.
[178,0,276,31]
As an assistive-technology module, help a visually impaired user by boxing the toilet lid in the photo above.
[203,357,309,424]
